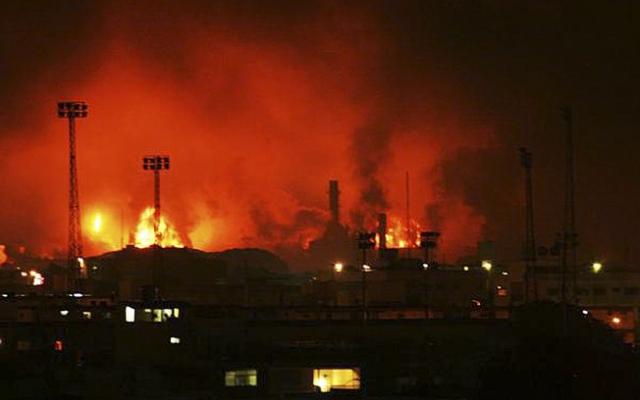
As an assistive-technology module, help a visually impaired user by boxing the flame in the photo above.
[0,245,6,265]
[92,213,103,234]
[376,215,421,249]
[134,207,184,248]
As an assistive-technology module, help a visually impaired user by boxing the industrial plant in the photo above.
[1,2,638,399]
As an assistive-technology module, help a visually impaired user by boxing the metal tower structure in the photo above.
[520,147,537,301]
[560,106,578,304]
[143,155,170,245]
[57,101,88,273]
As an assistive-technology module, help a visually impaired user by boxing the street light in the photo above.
[142,155,170,245]
[592,262,603,274]
[481,260,493,307]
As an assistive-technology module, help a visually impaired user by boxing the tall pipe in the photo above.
[329,180,339,224]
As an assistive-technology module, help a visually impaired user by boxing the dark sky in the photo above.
[0,1,638,266]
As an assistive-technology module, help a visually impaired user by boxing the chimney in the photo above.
[378,213,387,250]
[329,180,339,223]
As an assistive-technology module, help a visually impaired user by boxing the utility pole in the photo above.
[57,101,88,283]
[142,155,170,245]
[560,107,578,305]
[520,148,537,302]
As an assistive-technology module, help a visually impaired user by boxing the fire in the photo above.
[92,213,103,234]
[134,207,184,248]
[0,245,6,265]
[377,216,421,248]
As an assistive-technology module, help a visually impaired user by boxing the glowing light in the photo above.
[481,260,492,272]
[463,266,470,271]
[59,310,69,316]
[422,263,429,270]
[612,317,621,325]
[334,262,344,273]
[501,271,509,276]
[92,213,103,233]
[315,375,330,393]
[134,207,184,248]
[582,309,589,315]
[29,270,44,286]
[362,264,372,272]
[592,262,603,273]
[169,336,181,344]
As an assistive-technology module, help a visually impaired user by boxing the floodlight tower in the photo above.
[57,101,88,272]
[143,155,170,245]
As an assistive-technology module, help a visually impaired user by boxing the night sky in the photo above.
[0,1,638,267]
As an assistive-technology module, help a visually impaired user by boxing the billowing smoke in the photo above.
[349,119,392,228]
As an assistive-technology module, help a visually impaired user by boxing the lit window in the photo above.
[60,310,69,316]
[125,306,135,323]
[173,308,180,318]
[54,340,63,351]
[313,369,361,392]
[82,311,92,320]
[152,309,163,322]
[225,369,258,387]
[169,336,181,344]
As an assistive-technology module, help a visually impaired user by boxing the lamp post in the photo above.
[142,155,170,245]
[357,232,376,320]
[482,260,493,308]
[591,261,603,305]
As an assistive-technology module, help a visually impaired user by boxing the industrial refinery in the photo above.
[1,1,639,399]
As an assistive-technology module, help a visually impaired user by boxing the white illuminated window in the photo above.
[169,336,181,344]
[59,310,69,317]
[125,306,135,323]
[225,369,257,387]
[82,311,92,320]
[313,369,360,392]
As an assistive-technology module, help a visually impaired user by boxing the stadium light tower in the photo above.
[143,155,170,245]
[57,101,88,275]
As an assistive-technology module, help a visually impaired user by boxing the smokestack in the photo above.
[378,213,387,250]
[329,180,340,224]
